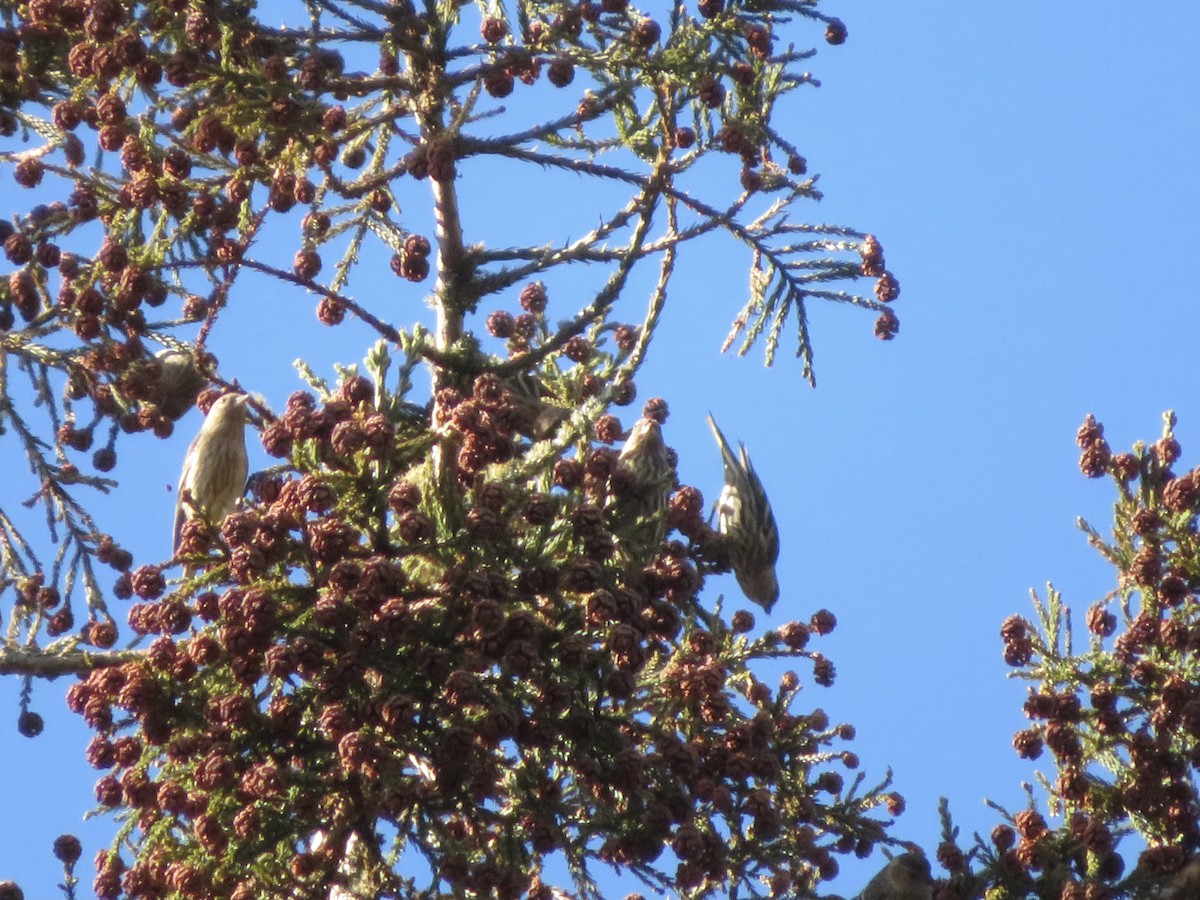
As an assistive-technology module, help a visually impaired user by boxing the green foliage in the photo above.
[0,1,904,897]
[933,412,1200,899]
[71,360,895,898]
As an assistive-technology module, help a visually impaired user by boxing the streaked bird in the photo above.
[173,393,249,553]
[707,413,780,612]
[618,416,675,543]
[155,347,205,421]
[856,853,933,900]
[505,370,570,440]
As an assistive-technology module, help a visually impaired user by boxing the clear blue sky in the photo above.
[2,3,1197,896]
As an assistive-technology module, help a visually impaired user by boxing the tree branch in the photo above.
[0,647,136,677]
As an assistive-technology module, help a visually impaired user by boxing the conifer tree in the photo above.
[0,1,899,897]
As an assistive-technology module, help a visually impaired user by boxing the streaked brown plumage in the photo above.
[154,348,205,421]
[173,394,249,553]
[505,371,570,440]
[618,416,674,517]
[708,413,780,612]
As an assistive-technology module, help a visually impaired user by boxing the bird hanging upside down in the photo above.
[708,413,781,612]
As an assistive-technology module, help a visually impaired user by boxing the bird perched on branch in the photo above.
[856,852,933,900]
[617,415,675,541]
[504,370,571,440]
[707,413,780,612]
[173,393,249,553]
[154,347,205,421]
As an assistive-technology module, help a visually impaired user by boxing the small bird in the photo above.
[154,347,205,421]
[707,413,780,612]
[856,852,933,900]
[173,393,250,553]
[505,370,570,440]
[618,416,675,519]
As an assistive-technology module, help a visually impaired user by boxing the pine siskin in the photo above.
[505,371,570,440]
[707,413,780,612]
[154,348,205,421]
[619,416,674,517]
[173,393,250,553]
[856,853,932,900]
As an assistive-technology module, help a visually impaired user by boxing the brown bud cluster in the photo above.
[65,354,874,897]
[1001,614,1034,666]
[1076,414,1111,478]
[390,233,432,282]
[990,414,1200,890]
[0,5,906,896]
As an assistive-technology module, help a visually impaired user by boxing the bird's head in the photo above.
[891,852,932,887]
[736,566,779,613]
[207,392,249,423]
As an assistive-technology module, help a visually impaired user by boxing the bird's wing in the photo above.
[738,441,754,476]
[172,433,201,553]
[707,413,738,479]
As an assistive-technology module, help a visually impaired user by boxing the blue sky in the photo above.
[2,3,1198,897]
